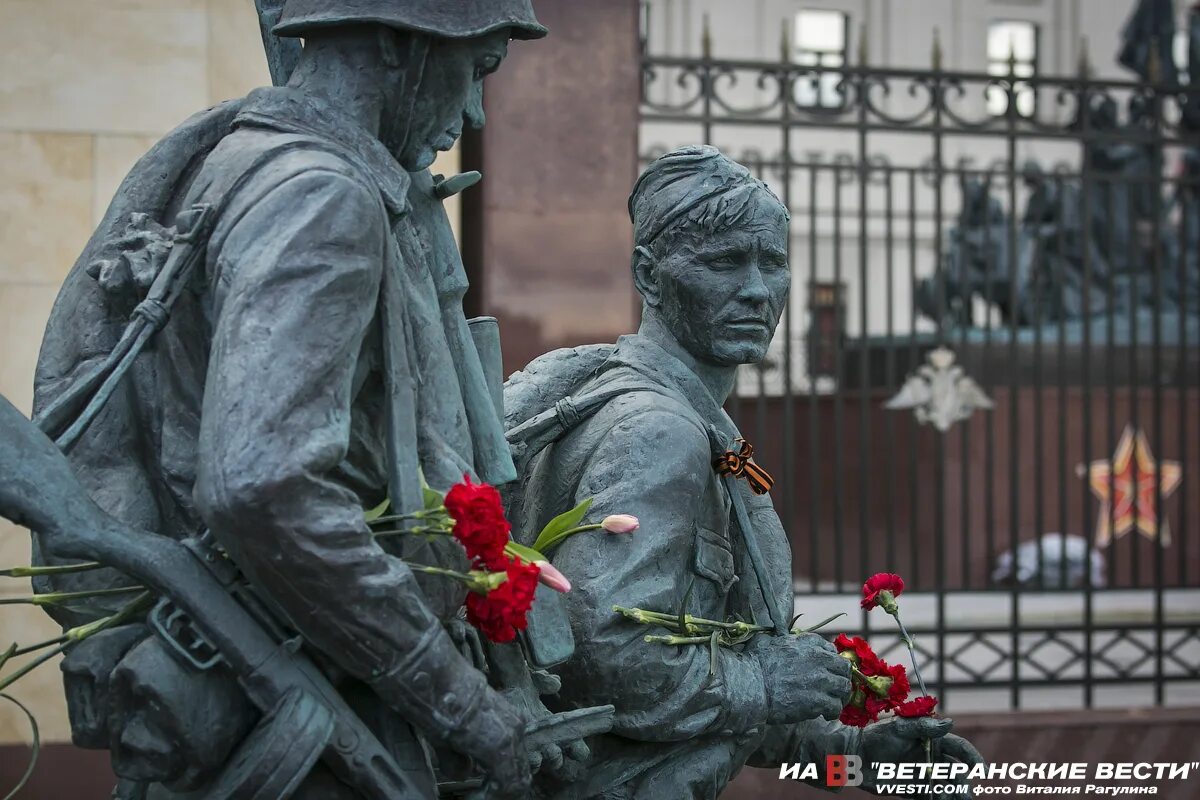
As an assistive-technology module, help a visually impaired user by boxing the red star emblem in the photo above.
[1084,425,1182,547]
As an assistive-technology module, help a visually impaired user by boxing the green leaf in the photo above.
[504,541,547,564]
[531,498,594,553]
[423,485,444,511]
[792,612,847,634]
[363,498,390,522]
[678,579,695,636]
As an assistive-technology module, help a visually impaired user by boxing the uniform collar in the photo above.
[234,86,410,216]
[607,334,741,444]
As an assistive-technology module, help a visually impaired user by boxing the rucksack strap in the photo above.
[35,140,330,451]
[505,375,669,473]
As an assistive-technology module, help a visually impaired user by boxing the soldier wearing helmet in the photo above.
[31,2,550,798]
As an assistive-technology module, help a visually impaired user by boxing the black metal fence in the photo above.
[639,42,1200,710]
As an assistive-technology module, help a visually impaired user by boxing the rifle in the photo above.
[254,0,303,87]
[0,393,613,797]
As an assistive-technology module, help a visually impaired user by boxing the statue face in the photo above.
[395,30,510,170]
[650,195,790,367]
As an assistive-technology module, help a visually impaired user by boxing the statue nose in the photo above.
[739,264,771,303]
[465,83,486,130]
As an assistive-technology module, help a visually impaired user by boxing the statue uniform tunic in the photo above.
[512,334,857,799]
[191,86,517,650]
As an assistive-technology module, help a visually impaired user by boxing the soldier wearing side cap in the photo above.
[504,146,985,798]
[30,2,557,797]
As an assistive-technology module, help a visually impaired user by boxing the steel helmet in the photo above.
[274,0,547,40]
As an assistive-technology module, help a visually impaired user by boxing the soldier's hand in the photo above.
[860,716,985,792]
[452,687,532,799]
[749,632,852,725]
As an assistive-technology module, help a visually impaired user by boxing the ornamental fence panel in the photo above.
[639,41,1200,710]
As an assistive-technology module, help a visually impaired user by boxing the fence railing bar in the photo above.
[833,163,847,590]
[858,86,872,606]
[885,170,898,576]
[1006,82,1022,712]
[808,164,821,594]
[960,210,973,590]
[640,111,1200,145]
[1150,93,1165,707]
[1178,183,1190,590]
[1056,177,1070,591]
[1033,179,1048,591]
[933,67,950,702]
[908,171,921,591]
[780,92,796,597]
[1106,177,1119,593]
[1081,96,1097,709]
[1127,169,1140,592]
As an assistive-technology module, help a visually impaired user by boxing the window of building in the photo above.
[1174,28,1191,82]
[793,9,850,108]
[986,20,1038,117]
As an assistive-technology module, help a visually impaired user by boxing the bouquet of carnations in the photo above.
[615,570,939,727]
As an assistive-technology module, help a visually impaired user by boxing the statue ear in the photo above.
[631,245,662,308]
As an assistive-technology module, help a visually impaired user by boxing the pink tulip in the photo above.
[535,561,572,593]
[601,514,640,534]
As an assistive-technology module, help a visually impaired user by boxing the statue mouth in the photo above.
[726,317,770,332]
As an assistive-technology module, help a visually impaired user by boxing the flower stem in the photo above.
[892,611,934,765]
[536,524,604,554]
[0,591,152,693]
[0,585,146,607]
[0,562,104,578]
[370,507,448,526]
[66,593,153,642]
[643,634,712,645]
[407,564,474,582]
[372,525,449,539]
[892,612,929,697]
[613,606,768,635]
[10,634,69,658]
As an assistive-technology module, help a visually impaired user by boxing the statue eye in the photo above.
[707,254,738,268]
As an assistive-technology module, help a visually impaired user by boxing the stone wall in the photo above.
[0,0,269,747]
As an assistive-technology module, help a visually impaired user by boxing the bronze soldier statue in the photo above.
[505,146,985,798]
[21,2,559,797]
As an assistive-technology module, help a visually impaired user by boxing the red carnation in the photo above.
[895,695,939,718]
[861,573,904,614]
[464,558,541,643]
[864,694,891,718]
[884,661,911,703]
[445,475,511,570]
[833,632,861,658]
[839,704,873,728]
[834,632,858,651]
[835,633,887,676]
